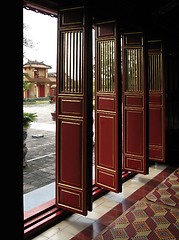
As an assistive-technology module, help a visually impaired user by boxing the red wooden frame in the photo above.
[148,40,166,162]
[122,32,148,174]
[94,21,122,193]
[55,7,93,215]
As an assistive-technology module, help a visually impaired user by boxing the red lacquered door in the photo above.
[122,32,149,174]
[94,21,122,192]
[148,40,166,162]
[56,7,93,215]
[38,84,45,97]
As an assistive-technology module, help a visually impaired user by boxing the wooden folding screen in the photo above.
[94,21,122,192]
[56,16,152,216]
[56,7,93,215]
[122,32,148,174]
[148,40,166,162]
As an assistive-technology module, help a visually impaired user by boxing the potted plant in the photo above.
[23,112,37,167]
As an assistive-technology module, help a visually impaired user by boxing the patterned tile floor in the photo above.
[93,200,179,239]
[31,163,177,240]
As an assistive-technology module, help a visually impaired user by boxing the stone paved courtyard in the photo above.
[23,102,56,194]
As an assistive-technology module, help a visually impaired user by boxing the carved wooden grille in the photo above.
[148,53,162,91]
[60,30,83,93]
[125,49,142,91]
[98,40,115,92]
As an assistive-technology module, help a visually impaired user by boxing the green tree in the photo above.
[23,23,36,60]
[23,24,34,48]
[23,23,35,94]
[23,76,31,92]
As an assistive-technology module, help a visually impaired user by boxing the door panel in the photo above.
[126,110,144,156]
[38,85,45,97]
[95,21,122,192]
[148,40,165,162]
[122,32,148,174]
[98,114,116,168]
[56,7,93,215]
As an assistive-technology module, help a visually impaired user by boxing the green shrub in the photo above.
[23,112,38,129]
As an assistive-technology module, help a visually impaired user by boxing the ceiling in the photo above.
[23,0,179,50]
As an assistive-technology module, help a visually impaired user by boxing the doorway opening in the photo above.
[23,7,57,214]
[24,9,136,236]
